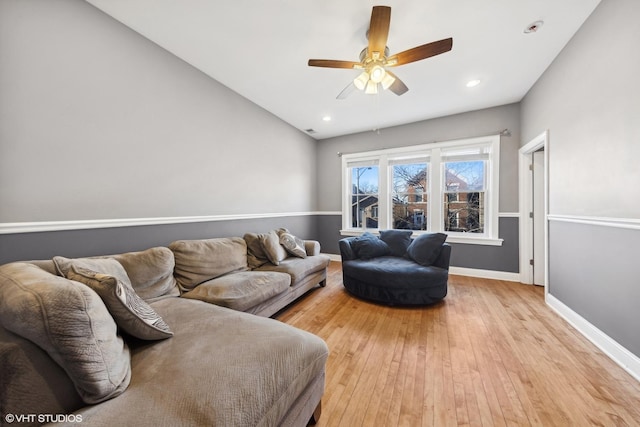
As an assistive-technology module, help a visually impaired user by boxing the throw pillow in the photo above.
[53,255,131,286]
[379,229,413,257]
[352,232,390,260]
[244,232,270,269]
[278,231,307,259]
[259,230,288,265]
[67,266,173,340]
[406,233,447,266]
[0,262,131,404]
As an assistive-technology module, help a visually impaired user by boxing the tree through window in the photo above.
[443,161,485,233]
[392,162,428,230]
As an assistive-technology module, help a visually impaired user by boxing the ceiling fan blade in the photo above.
[367,6,391,60]
[387,37,453,66]
[337,82,356,100]
[308,59,362,69]
[386,71,409,96]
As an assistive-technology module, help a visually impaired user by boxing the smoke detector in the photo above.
[524,20,544,34]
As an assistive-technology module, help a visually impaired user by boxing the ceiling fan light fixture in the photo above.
[381,72,396,90]
[354,71,369,90]
[369,65,386,83]
[365,80,378,94]
[307,6,453,99]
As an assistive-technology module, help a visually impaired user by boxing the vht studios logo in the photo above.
[4,413,83,423]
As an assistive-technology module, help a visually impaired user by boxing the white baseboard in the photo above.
[546,293,640,383]
[323,253,342,262]
[449,266,520,282]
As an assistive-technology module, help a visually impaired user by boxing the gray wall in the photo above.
[521,0,640,358]
[548,221,640,357]
[0,215,317,265]
[0,0,317,223]
[315,104,521,272]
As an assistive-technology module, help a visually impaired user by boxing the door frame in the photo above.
[518,130,549,292]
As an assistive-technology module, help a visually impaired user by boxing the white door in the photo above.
[532,150,545,286]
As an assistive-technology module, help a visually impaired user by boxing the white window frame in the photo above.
[341,135,503,246]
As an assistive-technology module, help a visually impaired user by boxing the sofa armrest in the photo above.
[338,237,357,261]
[432,243,452,270]
[304,240,321,256]
[0,325,84,418]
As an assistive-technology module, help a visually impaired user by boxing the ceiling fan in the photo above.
[308,5,453,99]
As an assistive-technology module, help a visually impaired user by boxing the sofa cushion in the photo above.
[181,271,290,312]
[342,256,448,305]
[260,230,288,265]
[342,256,448,292]
[169,237,248,291]
[71,298,329,427]
[67,266,173,340]
[0,262,131,404]
[351,232,390,259]
[112,247,179,302]
[255,254,331,285]
[406,233,447,266]
[380,229,413,257]
[279,231,307,259]
[244,232,270,269]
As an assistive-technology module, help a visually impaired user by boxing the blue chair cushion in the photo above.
[406,233,447,266]
[351,232,390,260]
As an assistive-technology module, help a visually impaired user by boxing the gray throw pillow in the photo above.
[406,233,447,266]
[352,232,390,260]
[53,255,131,285]
[278,231,307,259]
[0,262,131,404]
[244,232,270,269]
[259,230,288,265]
[67,266,173,340]
[379,229,413,257]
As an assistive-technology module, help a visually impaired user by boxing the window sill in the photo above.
[339,229,503,246]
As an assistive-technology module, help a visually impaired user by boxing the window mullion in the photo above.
[430,148,442,232]
[378,155,390,230]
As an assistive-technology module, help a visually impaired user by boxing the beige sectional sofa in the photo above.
[171,230,330,317]
[0,230,330,426]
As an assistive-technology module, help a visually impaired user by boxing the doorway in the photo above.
[518,131,548,290]
[532,149,545,286]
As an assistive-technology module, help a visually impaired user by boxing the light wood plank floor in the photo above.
[276,262,640,427]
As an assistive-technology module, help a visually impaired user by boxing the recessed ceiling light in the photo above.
[466,79,481,88]
[322,115,331,122]
[524,20,544,34]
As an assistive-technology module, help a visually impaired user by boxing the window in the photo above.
[341,135,501,245]
[347,162,379,229]
[391,160,428,230]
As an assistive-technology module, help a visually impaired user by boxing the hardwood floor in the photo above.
[276,262,640,427]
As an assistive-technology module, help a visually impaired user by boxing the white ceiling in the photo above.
[85,0,600,140]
